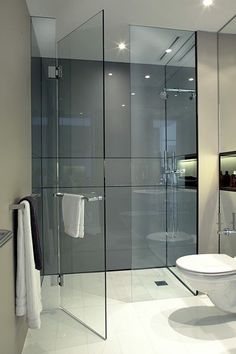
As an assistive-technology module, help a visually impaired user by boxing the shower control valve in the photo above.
[218,228,236,236]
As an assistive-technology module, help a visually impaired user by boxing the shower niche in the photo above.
[220,152,236,191]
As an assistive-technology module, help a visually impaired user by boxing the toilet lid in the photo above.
[176,254,236,275]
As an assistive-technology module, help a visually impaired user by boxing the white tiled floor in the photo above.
[22,270,236,354]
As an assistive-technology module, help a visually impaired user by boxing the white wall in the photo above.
[218,33,236,153]
[218,31,236,258]
[0,0,31,352]
[197,31,219,254]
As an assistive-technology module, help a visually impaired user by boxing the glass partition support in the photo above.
[130,25,198,301]
[57,11,107,339]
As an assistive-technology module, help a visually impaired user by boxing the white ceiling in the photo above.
[27,0,236,62]
[220,15,236,33]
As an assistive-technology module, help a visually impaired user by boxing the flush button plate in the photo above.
[0,230,13,248]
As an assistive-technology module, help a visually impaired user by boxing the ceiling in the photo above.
[27,0,236,62]
[220,15,236,33]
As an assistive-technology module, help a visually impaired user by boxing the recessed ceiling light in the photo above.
[122,104,126,107]
[165,48,172,53]
[118,42,126,50]
[202,0,213,7]
[108,72,113,76]
[131,92,136,96]
[188,77,194,81]
[145,75,150,79]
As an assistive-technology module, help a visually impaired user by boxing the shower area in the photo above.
[31,12,197,340]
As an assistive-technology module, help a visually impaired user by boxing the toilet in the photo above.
[176,254,236,313]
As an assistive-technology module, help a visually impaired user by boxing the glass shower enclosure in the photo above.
[130,26,198,300]
[31,12,107,339]
[31,14,198,340]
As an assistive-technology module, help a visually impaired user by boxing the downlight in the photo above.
[203,0,213,7]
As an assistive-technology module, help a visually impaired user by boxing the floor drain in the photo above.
[155,281,168,286]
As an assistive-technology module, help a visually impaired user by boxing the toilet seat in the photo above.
[176,254,236,276]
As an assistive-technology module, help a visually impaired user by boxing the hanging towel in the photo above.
[16,201,42,329]
[20,196,42,271]
[62,194,85,238]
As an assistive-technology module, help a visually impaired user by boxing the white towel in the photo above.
[62,194,85,238]
[16,201,42,329]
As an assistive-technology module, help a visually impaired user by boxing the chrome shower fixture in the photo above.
[160,90,168,100]
[160,88,196,100]
[189,92,196,100]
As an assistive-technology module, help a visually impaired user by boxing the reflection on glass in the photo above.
[58,12,106,338]
[130,25,197,300]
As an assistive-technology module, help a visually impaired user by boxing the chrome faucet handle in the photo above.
[218,228,236,236]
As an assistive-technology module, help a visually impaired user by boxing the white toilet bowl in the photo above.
[176,254,236,313]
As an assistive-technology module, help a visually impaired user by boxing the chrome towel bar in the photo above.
[10,204,25,210]
[54,192,103,202]
[9,194,41,210]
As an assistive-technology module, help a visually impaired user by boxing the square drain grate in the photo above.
[155,281,168,287]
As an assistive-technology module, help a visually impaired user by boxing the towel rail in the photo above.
[9,194,41,210]
[54,192,103,202]
[10,204,25,210]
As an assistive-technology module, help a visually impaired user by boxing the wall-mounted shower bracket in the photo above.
[58,274,64,287]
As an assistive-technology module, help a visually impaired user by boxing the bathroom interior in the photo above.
[2,0,236,353]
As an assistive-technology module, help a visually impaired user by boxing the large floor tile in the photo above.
[22,271,236,354]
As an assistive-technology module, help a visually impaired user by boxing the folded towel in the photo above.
[20,196,42,271]
[16,201,42,329]
[62,194,85,238]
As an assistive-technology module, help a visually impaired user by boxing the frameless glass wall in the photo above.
[32,17,198,326]
[58,12,106,338]
[31,17,57,277]
[130,26,198,301]
[31,13,107,339]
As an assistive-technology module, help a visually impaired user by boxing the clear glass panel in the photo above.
[106,187,132,271]
[31,17,57,277]
[130,25,197,301]
[166,32,197,280]
[104,60,132,295]
[58,11,106,339]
